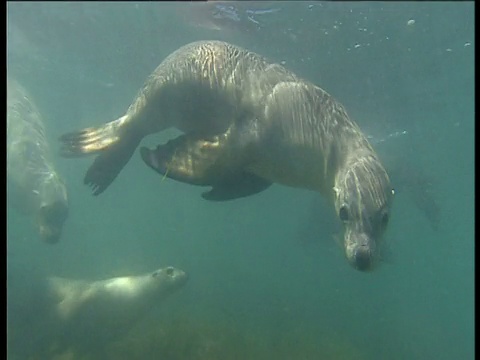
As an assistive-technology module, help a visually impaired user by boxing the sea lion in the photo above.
[7,77,69,244]
[368,129,440,231]
[7,265,188,357]
[60,40,394,271]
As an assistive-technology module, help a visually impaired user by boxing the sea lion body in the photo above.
[61,40,394,270]
[7,78,69,244]
[47,266,188,335]
[7,266,188,356]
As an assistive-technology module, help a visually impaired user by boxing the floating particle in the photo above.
[407,19,415,26]
[354,43,361,49]
[464,42,471,47]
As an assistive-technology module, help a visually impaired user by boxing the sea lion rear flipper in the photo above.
[140,132,272,200]
[84,137,141,195]
[60,115,138,196]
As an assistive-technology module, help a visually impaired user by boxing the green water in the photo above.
[7,2,474,359]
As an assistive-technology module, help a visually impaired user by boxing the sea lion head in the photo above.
[36,173,69,244]
[151,266,189,288]
[334,154,394,271]
[37,200,69,244]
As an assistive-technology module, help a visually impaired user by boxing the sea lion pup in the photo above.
[7,266,188,357]
[60,40,394,271]
[7,77,69,244]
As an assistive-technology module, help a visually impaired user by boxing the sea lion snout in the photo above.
[39,224,61,244]
[345,232,377,271]
[353,245,373,271]
[152,266,189,288]
[37,202,69,244]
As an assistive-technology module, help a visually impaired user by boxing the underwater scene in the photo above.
[7,2,474,359]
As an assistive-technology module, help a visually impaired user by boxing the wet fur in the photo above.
[60,41,394,269]
[7,78,69,243]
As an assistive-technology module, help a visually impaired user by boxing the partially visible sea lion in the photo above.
[7,77,69,244]
[60,40,394,271]
[7,265,188,357]
[368,129,440,231]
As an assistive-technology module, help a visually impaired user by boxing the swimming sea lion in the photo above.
[7,266,188,357]
[7,77,69,244]
[60,40,394,271]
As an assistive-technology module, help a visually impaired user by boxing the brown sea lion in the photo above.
[7,77,69,244]
[60,40,394,271]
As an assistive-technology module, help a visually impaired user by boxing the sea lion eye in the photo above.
[339,204,349,222]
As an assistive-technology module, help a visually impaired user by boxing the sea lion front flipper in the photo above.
[140,134,226,186]
[140,131,272,200]
[201,172,272,201]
